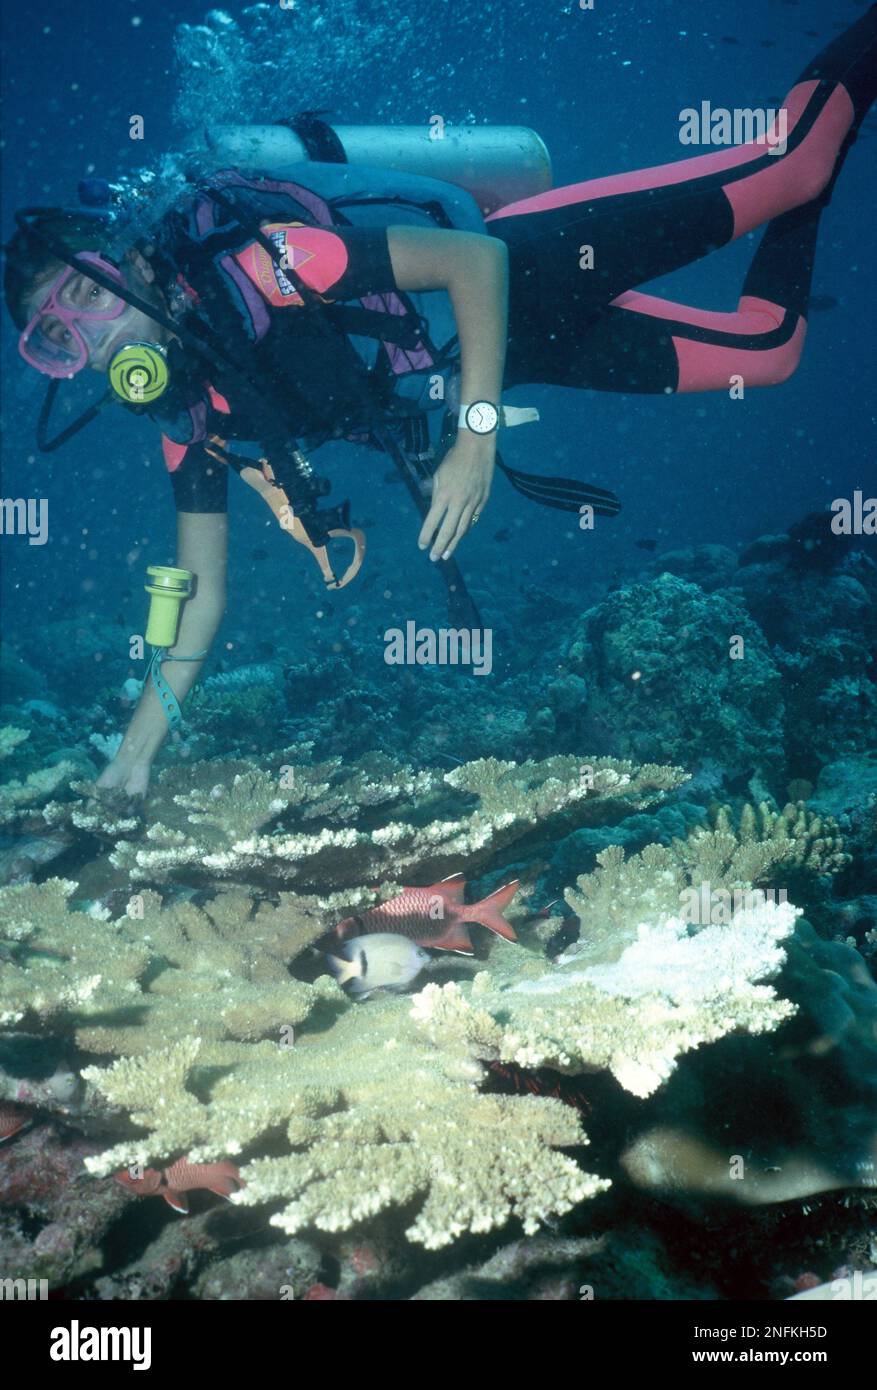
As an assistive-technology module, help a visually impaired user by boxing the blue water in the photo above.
[2,0,874,644]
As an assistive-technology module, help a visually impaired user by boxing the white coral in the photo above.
[577,893,799,1004]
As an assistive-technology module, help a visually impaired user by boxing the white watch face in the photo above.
[466,401,498,434]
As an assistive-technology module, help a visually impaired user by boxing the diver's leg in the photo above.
[509,194,822,396]
[490,3,877,309]
[507,286,806,397]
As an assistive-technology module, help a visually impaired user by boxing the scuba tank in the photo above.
[202,120,553,216]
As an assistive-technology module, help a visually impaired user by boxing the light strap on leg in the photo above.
[146,647,209,731]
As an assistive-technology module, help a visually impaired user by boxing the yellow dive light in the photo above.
[144,566,193,647]
[109,342,169,404]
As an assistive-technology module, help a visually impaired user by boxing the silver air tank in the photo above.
[203,124,552,215]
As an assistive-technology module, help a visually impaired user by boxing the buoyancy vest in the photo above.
[147,164,484,456]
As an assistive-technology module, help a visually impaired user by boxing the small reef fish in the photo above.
[114,1157,245,1214]
[335,875,520,955]
[326,933,431,1001]
[0,1103,32,1144]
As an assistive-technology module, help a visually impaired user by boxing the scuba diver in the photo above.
[3,7,876,799]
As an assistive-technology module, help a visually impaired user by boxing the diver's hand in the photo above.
[95,756,152,799]
[418,434,495,561]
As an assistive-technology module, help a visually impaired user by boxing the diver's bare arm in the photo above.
[387,225,508,413]
[387,225,508,559]
[96,512,228,790]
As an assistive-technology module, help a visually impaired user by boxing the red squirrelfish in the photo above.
[114,1157,244,1213]
[0,1103,32,1145]
[335,874,520,955]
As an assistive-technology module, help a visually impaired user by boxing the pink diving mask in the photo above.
[18,252,129,377]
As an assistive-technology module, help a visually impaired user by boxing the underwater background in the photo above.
[1,0,875,1304]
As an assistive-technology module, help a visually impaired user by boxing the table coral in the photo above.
[0,878,338,1055]
[90,749,687,890]
[81,1000,608,1250]
[564,801,847,966]
[0,725,80,831]
[411,891,800,1099]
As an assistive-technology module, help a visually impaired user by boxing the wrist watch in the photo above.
[458,400,499,435]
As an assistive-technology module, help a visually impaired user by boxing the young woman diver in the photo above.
[4,7,875,799]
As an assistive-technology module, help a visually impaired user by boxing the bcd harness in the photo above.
[19,151,621,618]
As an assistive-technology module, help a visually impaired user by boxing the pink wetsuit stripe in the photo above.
[486,80,847,230]
[723,84,854,235]
[162,435,188,473]
[611,291,806,391]
[609,290,786,334]
[672,316,807,391]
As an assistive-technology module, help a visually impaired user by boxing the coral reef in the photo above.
[410,803,847,1096]
[11,615,134,705]
[36,749,687,892]
[647,543,740,593]
[618,921,877,1209]
[409,1234,605,1300]
[563,574,785,774]
[2,518,874,1292]
[412,892,798,1098]
[2,766,860,1260]
[731,546,877,772]
[81,1001,607,1251]
[0,878,339,1056]
[0,1123,130,1286]
[0,726,81,831]
[564,801,848,958]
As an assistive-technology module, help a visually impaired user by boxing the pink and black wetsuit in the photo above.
[487,7,877,396]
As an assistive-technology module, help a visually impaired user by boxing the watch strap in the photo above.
[458,402,541,430]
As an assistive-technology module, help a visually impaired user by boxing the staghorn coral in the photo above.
[82,999,608,1250]
[89,749,687,890]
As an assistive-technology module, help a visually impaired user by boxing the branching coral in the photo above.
[12,753,850,1249]
[412,893,799,1098]
[0,726,80,830]
[0,785,856,1249]
[82,1000,608,1250]
[409,799,844,1096]
[0,748,691,1252]
[0,878,148,1029]
[409,806,844,1097]
[73,749,686,890]
[565,801,847,966]
[0,726,29,759]
[0,878,338,1055]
